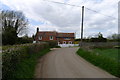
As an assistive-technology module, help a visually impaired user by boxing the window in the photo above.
[63,41,66,44]
[39,36,42,40]
[50,36,53,40]
[64,37,70,40]
[68,41,72,44]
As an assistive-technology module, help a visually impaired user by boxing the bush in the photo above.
[45,41,57,48]
[2,43,49,79]
[14,48,50,78]
[114,46,120,49]
[16,37,33,44]
[90,38,107,42]
[90,45,113,49]
[55,46,61,48]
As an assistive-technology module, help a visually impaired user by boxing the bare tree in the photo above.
[1,10,28,45]
[2,10,28,36]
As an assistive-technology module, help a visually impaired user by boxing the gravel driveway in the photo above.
[35,47,116,78]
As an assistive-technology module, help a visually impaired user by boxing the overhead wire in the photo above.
[43,0,82,7]
[85,7,117,19]
[43,0,118,20]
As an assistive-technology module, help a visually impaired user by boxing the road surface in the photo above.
[35,47,116,78]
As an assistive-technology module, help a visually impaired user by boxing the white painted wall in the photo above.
[58,44,79,47]
[33,41,36,43]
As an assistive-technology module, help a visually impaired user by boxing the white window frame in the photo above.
[68,41,72,44]
[50,36,53,40]
[63,41,66,44]
[39,36,42,40]
[64,37,70,40]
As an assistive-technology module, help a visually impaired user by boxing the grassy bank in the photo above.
[77,48,120,77]
[14,48,50,78]
[92,48,119,61]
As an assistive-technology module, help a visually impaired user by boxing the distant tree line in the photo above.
[107,33,120,42]
[75,32,120,42]
[1,10,33,45]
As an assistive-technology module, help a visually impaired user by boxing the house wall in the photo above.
[57,37,74,44]
[36,35,57,41]
[35,32,75,45]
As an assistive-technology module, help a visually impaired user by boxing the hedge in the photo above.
[2,42,53,79]
[44,41,58,48]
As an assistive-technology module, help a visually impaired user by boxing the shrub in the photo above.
[55,46,61,48]
[14,48,50,78]
[114,46,120,49]
[2,43,49,79]
[16,37,33,44]
[45,41,57,48]
[91,45,113,49]
[90,38,107,42]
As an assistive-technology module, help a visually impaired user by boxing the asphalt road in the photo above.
[35,47,116,78]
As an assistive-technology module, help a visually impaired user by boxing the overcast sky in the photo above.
[1,0,119,38]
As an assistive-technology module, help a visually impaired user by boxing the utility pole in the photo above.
[80,6,84,47]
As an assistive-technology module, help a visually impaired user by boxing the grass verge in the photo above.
[13,48,50,78]
[92,48,119,61]
[77,48,120,77]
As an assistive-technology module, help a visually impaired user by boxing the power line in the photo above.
[85,7,117,19]
[43,0,82,7]
[43,0,118,20]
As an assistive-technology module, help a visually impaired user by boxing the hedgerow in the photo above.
[2,43,52,79]
[45,41,58,48]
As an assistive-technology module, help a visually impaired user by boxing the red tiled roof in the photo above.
[37,31,57,36]
[57,33,74,37]
[37,31,74,37]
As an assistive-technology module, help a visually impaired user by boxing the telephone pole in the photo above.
[80,6,84,47]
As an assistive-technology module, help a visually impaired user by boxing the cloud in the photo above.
[1,0,119,38]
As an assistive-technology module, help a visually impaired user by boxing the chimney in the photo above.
[37,27,39,33]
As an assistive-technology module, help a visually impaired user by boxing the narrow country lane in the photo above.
[35,47,116,78]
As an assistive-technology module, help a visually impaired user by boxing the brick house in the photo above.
[35,28,75,45]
